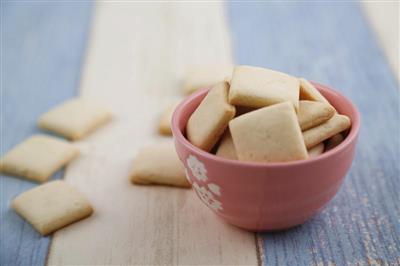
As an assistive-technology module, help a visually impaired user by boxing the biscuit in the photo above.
[38,98,112,140]
[224,76,231,85]
[216,130,237,160]
[297,100,335,131]
[299,78,331,105]
[159,103,178,136]
[325,133,344,151]
[229,66,300,110]
[0,135,79,182]
[182,66,233,95]
[308,143,325,158]
[230,102,308,162]
[11,181,93,235]
[130,143,190,188]
[303,114,351,149]
[186,82,236,151]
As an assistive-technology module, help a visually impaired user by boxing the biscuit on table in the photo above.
[229,65,300,110]
[230,102,308,163]
[308,143,325,158]
[303,114,351,149]
[299,78,332,106]
[182,65,233,95]
[38,98,112,140]
[216,130,237,160]
[186,82,236,151]
[130,143,190,188]
[297,100,335,131]
[0,135,79,182]
[325,133,344,151]
[159,103,178,136]
[11,180,93,235]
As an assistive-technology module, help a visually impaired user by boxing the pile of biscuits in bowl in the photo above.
[186,65,351,162]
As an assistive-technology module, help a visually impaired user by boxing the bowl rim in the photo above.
[171,81,360,168]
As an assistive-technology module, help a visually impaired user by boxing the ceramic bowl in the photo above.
[171,82,360,231]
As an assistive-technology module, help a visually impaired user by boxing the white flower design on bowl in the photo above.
[207,183,221,196]
[187,155,208,181]
[193,182,222,211]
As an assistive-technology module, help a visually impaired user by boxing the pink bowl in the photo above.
[171,82,360,231]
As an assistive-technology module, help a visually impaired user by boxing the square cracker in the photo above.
[130,143,190,188]
[230,102,308,163]
[186,82,236,151]
[299,78,332,105]
[12,180,93,235]
[158,103,178,136]
[297,100,335,131]
[0,135,79,182]
[182,65,233,95]
[229,65,300,110]
[308,143,325,158]
[303,114,350,149]
[216,130,237,160]
[38,98,112,140]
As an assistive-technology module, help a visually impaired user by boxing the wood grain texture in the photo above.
[0,2,93,266]
[48,2,257,265]
[228,2,399,265]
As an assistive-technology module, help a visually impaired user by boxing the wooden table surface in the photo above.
[1,1,399,265]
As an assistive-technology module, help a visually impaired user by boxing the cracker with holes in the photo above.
[130,143,190,188]
[182,65,233,95]
[0,135,79,182]
[12,181,93,235]
[186,82,235,151]
[230,102,308,162]
[297,100,335,131]
[38,98,112,140]
[229,65,300,110]
[303,114,351,149]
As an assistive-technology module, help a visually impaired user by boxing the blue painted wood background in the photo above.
[228,2,399,265]
[0,2,93,266]
[1,1,399,266]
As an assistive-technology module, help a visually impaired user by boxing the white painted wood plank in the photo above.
[362,1,399,80]
[47,2,258,265]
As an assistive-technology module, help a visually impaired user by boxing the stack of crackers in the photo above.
[145,65,350,190]
[185,65,351,162]
[130,66,234,188]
